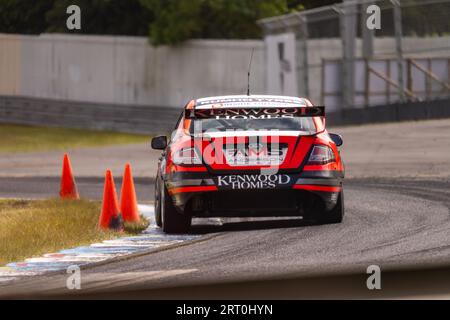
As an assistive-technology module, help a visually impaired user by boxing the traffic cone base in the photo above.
[109,215,124,231]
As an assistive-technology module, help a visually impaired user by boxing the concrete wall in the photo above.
[0,35,21,95]
[0,34,265,108]
[0,33,448,111]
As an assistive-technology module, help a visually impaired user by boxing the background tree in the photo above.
[139,0,346,45]
[2,0,446,45]
[139,0,308,45]
[0,0,336,40]
[0,0,54,34]
[45,0,153,36]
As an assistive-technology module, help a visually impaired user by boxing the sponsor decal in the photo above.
[224,143,287,166]
[217,174,291,190]
[196,96,305,106]
[186,106,324,120]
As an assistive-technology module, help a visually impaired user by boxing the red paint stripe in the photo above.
[168,166,208,173]
[293,184,341,192]
[303,164,339,171]
[168,186,218,195]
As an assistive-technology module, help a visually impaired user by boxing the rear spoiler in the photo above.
[185,106,325,120]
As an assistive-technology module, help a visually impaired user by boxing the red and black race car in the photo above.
[151,95,345,234]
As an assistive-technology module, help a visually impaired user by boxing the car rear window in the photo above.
[189,116,317,134]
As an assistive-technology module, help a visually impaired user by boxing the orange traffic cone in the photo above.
[60,153,79,200]
[120,163,141,223]
[99,169,123,231]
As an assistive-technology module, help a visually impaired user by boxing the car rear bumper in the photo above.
[164,171,343,217]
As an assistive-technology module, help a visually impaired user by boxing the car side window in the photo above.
[174,111,184,130]
[170,111,185,144]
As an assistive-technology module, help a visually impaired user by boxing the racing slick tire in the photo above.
[317,190,345,225]
[160,185,191,234]
[154,180,162,227]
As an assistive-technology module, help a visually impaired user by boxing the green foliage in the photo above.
[0,0,334,41]
[1,0,446,46]
[287,0,336,10]
[0,0,152,36]
[45,0,152,36]
[401,2,450,37]
[139,0,289,45]
[0,0,54,34]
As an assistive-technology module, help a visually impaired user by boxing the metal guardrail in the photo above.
[0,95,181,134]
[2,95,450,133]
[327,97,450,126]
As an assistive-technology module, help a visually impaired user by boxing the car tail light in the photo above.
[307,145,335,165]
[172,147,202,166]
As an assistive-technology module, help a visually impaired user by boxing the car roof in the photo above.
[194,95,309,110]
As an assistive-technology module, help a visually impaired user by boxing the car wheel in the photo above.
[161,185,191,234]
[318,190,344,224]
[154,179,162,227]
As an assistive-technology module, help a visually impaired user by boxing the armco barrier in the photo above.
[327,98,450,127]
[0,95,181,134]
[1,95,449,133]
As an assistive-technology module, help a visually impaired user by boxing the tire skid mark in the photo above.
[0,204,200,285]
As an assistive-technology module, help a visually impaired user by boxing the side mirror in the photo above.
[329,133,343,147]
[151,136,167,150]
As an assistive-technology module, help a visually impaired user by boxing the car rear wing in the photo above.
[185,106,325,120]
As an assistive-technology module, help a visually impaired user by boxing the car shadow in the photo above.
[189,218,315,235]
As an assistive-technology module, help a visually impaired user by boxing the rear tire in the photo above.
[318,190,344,224]
[161,185,191,234]
[154,179,162,227]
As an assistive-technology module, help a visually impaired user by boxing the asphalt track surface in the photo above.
[0,176,153,201]
[1,119,450,299]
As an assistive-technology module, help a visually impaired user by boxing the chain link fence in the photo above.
[258,0,450,111]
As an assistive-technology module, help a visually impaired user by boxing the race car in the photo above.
[151,95,345,234]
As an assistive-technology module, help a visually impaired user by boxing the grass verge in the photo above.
[124,215,151,234]
[0,124,148,153]
[0,199,149,266]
